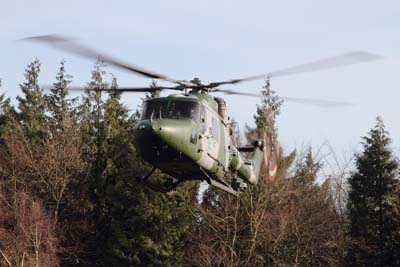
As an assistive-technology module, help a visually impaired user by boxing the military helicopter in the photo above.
[24,35,381,195]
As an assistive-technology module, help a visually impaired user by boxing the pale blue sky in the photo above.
[1,0,400,161]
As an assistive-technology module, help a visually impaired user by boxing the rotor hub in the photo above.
[190,77,203,86]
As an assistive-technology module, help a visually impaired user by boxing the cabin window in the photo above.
[211,117,219,142]
[140,100,199,121]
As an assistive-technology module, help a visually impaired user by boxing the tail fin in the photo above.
[264,129,279,182]
[261,105,280,182]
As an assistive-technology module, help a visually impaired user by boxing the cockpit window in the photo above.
[167,101,199,120]
[140,100,199,121]
[140,100,168,120]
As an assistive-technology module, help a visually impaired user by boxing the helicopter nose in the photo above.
[151,120,182,144]
[133,119,184,147]
[134,119,199,163]
[151,119,197,153]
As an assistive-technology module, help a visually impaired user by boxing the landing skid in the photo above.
[137,167,243,196]
[136,167,156,182]
[136,167,188,193]
[208,179,239,196]
[200,168,240,196]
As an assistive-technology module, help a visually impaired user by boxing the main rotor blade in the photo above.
[213,88,261,97]
[209,51,382,87]
[280,96,354,107]
[42,85,182,92]
[215,88,353,107]
[22,34,192,86]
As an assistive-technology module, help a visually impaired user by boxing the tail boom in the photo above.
[229,140,264,185]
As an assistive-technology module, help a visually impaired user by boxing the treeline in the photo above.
[0,60,399,267]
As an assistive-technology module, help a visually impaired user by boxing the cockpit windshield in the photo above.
[140,100,199,121]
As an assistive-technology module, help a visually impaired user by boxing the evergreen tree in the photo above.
[345,117,400,267]
[78,60,108,161]
[73,61,109,266]
[17,59,46,141]
[100,75,124,190]
[254,79,282,131]
[47,60,75,128]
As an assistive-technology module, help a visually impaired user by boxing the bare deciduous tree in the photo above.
[1,118,87,224]
[186,148,346,267]
[0,190,59,267]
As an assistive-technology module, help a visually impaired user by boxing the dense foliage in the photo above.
[0,61,399,266]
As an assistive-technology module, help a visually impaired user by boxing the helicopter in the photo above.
[23,35,381,195]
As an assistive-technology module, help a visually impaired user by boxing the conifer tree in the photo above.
[254,79,282,131]
[77,61,108,158]
[47,60,75,127]
[17,59,46,141]
[345,117,400,267]
[52,61,108,267]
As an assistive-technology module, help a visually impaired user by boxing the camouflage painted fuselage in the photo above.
[133,92,263,186]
